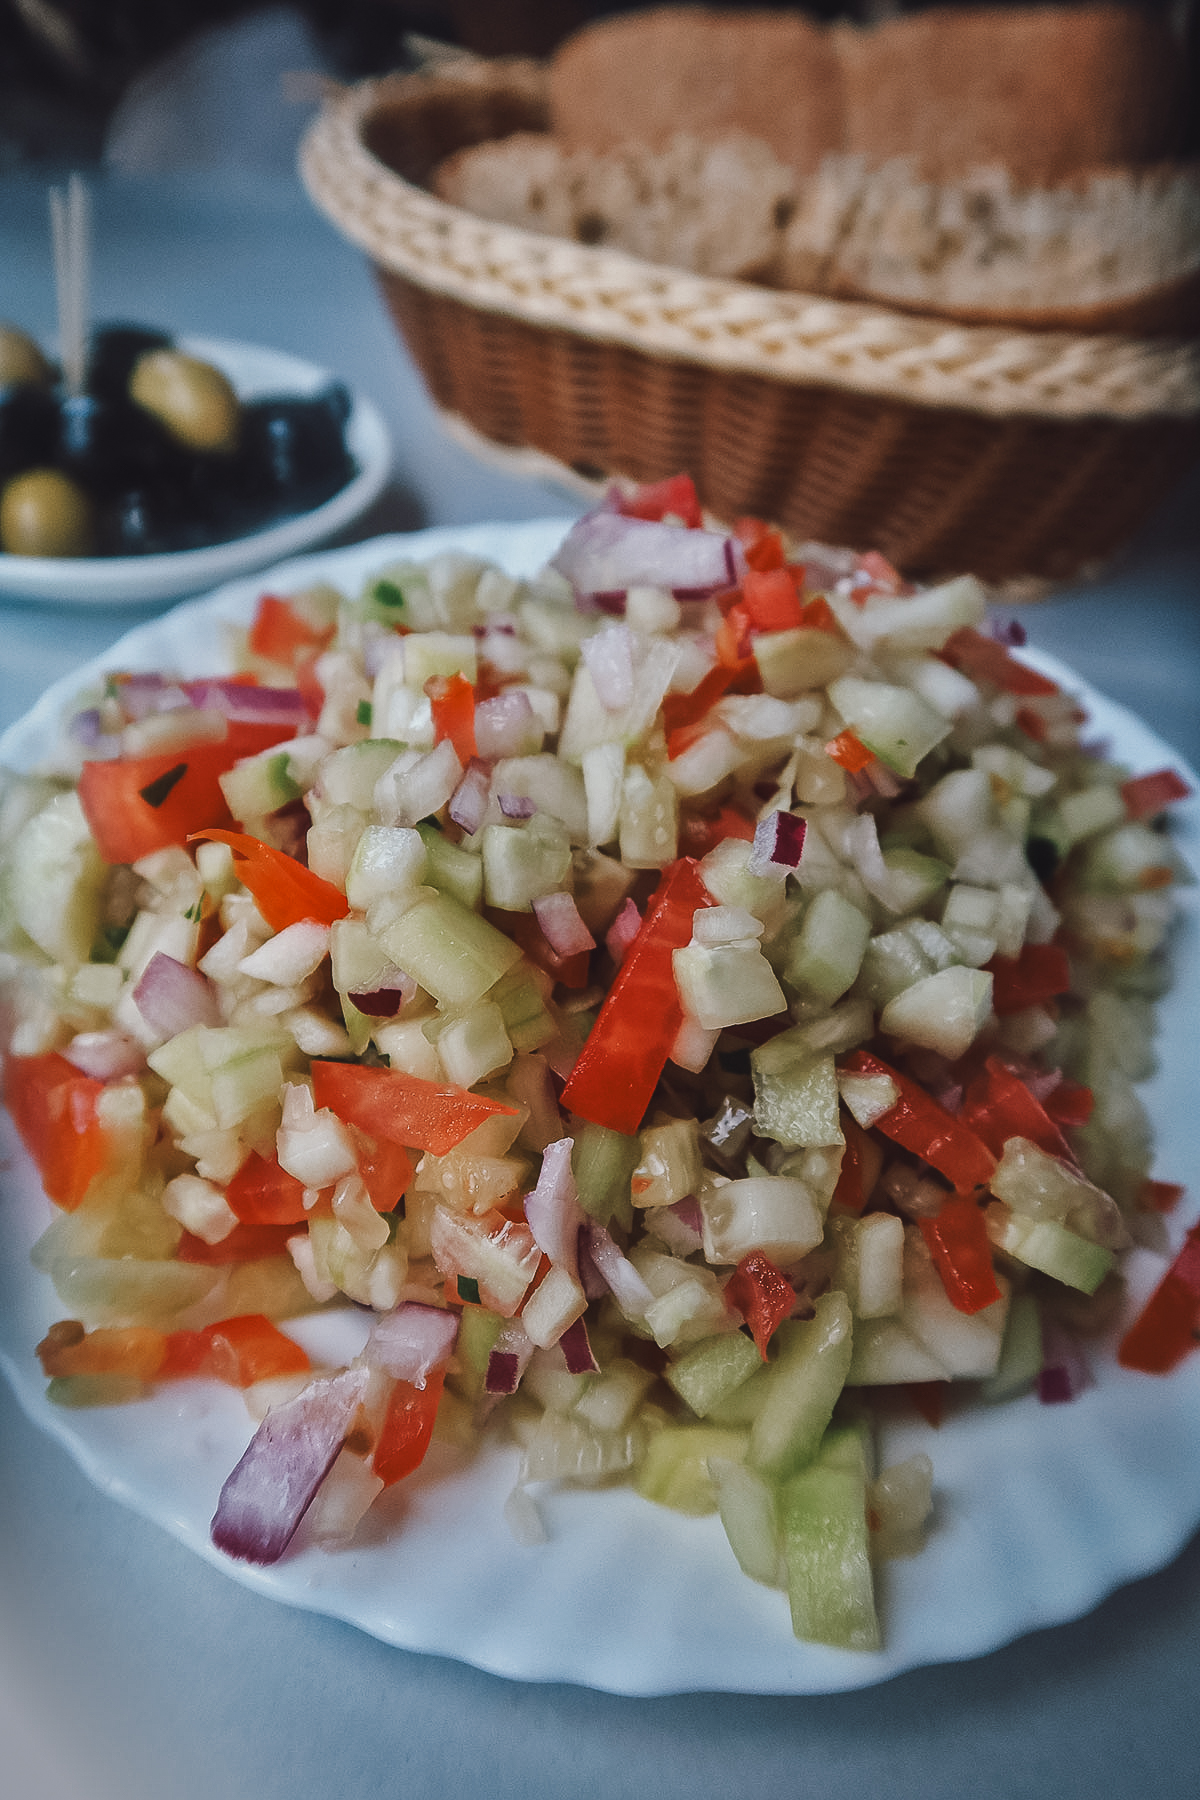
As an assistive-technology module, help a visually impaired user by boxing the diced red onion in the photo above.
[558,1315,599,1375]
[485,1319,535,1395]
[748,809,807,875]
[582,1223,654,1318]
[1038,1320,1093,1405]
[348,967,416,1018]
[531,892,596,959]
[605,897,642,964]
[70,707,106,746]
[62,1028,146,1080]
[210,1366,369,1565]
[671,1195,704,1237]
[523,1137,587,1277]
[581,625,634,712]
[365,1302,458,1386]
[475,689,537,759]
[989,615,1028,647]
[498,792,536,820]
[184,679,312,727]
[550,511,746,604]
[117,673,189,720]
[448,757,491,835]
[132,952,222,1037]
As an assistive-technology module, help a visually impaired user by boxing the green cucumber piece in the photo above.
[665,1330,762,1418]
[634,1425,750,1515]
[747,1291,854,1480]
[779,1423,880,1650]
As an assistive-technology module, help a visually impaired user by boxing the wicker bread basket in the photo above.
[300,61,1200,590]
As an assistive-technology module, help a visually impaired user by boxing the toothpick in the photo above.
[50,173,90,397]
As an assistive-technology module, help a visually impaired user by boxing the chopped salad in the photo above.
[0,475,1194,1653]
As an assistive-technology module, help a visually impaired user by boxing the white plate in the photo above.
[1,520,1199,1697]
[0,337,391,608]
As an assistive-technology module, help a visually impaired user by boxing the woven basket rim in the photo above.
[300,68,1200,423]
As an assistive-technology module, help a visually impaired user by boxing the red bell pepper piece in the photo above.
[79,720,295,866]
[1120,767,1191,822]
[838,1050,996,1194]
[426,672,477,764]
[920,1195,1003,1315]
[798,595,838,634]
[960,1056,1075,1162]
[939,627,1060,697]
[247,593,334,667]
[310,1061,516,1156]
[4,1052,109,1210]
[734,516,785,569]
[1042,1078,1094,1129]
[725,1252,795,1360]
[824,729,875,775]
[741,567,802,633]
[189,828,349,931]
[831,1113,878,1214]
[560,857,712,1136]
[160,1314,310,1385]
[1136,1178,1185,1215]
[225,1150,311,1225]
[616,473,703,529]
[986,942,1071,1015]
[373,1369,445,1485]
[1118,1223,1200,1374]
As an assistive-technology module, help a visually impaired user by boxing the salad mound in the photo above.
[0,477,1193,1653]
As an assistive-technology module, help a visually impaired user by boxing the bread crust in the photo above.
[548,5,843,177]
[834,5,1186,185]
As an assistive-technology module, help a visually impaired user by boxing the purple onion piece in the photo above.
[524,1137,587,1277]
[531,892,595,959]
[448,757,491,835]
[211,1366,369,1565]
[559,1315,599,1376]
[583,1223,654,1318]
[62,1029,146,1080]
[184,678,312,726]
[550,511,745,605]
[604,897,642,964]
[132,952,222,1038]
[748,809,807,875]
[365,1302,458,1386]
[475,688,537,760]
[498,792,536,820]
[485,1319,535,1396]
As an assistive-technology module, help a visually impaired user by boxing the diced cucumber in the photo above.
[673,939,786,1030]
[878,964,993,1060]
[827,676,950,779]
[987,1207,1114,1295]
[219,746,301,824]
[782,888,871,1005]
[378,891,521,1009]
[416,821,483,910]
[779,1423,879,1650]
[828,1212,904,1319]
[979,1288,1043,1403]
[631,1118,703,1210]
[846,1227,1009,1384]
[571,1122,639,1230]
[320,739,407,810]
[700,1173,825,1267]
[708,1455,782,1587]
[634,1424,750,1515]
[345,824,427,910]
[481,818,571,911]
[8,790,107,964]
[747,1292,854,1480]
[665,1330,762,1417]
[430,999,513,1088]
[753,626,852,696]
[750,1032,842,1148]
[619,763,678,869]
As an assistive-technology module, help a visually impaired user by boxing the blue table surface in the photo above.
[2,164,1200,1800]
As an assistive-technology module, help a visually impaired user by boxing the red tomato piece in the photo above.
[741,567,802,633]
[225,1150,311,1225]
[427,672,478,764]
[733,517,785,568]
[560,857,712,1136]
[725,1252,795,1360]
[617,473,703,529]
[4,1052,108,1210]
[189,828,349,931]
[247,593,334,666]
[161,1315,310,1386]
[677,802,757,857]
[310,1061,517,1156]
[715,604,753,668]
[940,627,1060,697]
[356,1135,415,1212]
[373,1370,445,1485]
[920,1195,1003,1315]
[1136,1179,1185,1215]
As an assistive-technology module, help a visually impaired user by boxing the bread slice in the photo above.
[435,129,796,282]
[834,5,1187,187]
[547,5,843,177]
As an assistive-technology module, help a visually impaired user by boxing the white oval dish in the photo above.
[0,337,391,608]
[1,520,1198,1696]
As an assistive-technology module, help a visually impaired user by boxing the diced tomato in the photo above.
[427,671,477,764]
[1136,1178,1186,1215]
[161,1314,310,1386]
[986,942,1071,1015]
[940,627,1060,697]
[78,720,296,866]
[37,1321,167,1381]
[373,1369,445,1485]
[920,1195,1003,1315]
[1118,1223,1200,1374]
[560,857,712,1136]
[734,517,785,569]
[725,1252,795,1360]
[857,550,907,596]
[247,593,334,667]
[741,567,802,633]
[824,729,875,775]
[715,603,754,668]
[225,1150,311,1225]
[356,1134,415,1212]
[4,1052,109,1210]
[839,1049,996,1194]
[617,473,703,529]
[310,1061,517,1156]
[1121,767,1192,821]
[960,1056,1075,1162]
[798,595,838,634]
[176,1222,299,1264]
[189,828,349,931]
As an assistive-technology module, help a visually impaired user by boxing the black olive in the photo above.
[236,386,355,513]
[100,486,189,556]
[85,323,174,402]
[55,391,185,499]
[0,383,60,484]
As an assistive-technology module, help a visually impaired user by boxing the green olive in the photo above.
[1,468,96,558]
[0,323,52,388]
[129,349,240,452]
